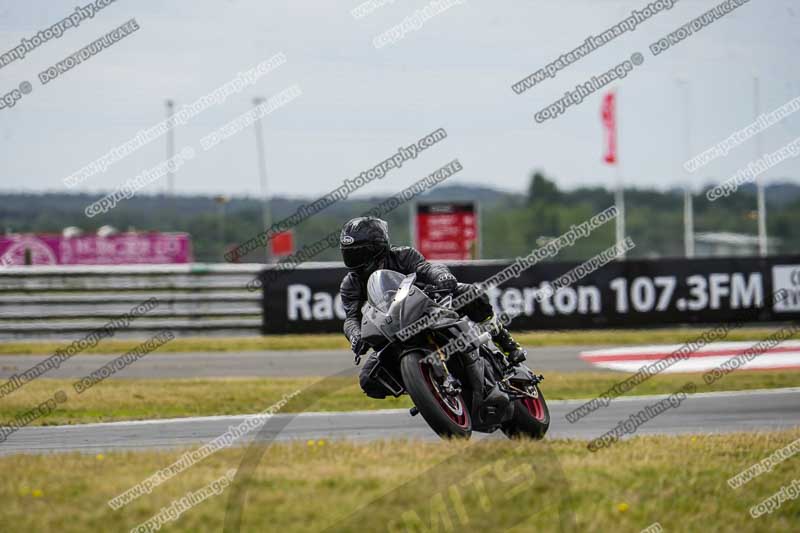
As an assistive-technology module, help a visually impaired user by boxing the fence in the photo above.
[2,257,800,339]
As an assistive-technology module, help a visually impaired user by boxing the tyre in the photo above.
[400,351,472,439]
[502,384,550,439]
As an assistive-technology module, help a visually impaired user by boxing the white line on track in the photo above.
[29,387,800,431]
[555,386,800,405]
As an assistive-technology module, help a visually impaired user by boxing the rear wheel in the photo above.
[400,351,472,439]
[502,384,550,439]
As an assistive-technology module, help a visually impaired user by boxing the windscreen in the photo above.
[366,270,407,313]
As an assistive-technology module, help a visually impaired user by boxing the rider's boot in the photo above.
[488,319,527,366]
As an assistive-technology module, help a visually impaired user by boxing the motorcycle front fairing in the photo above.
[360,270,460,348]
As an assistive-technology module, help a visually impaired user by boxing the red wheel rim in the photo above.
[523,394,545,422]
[420,361,470,428]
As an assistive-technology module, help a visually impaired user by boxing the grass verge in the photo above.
[2,370,799,426]
[0,326,792,355]
[0,430,798,532]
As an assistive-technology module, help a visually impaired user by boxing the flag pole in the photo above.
[615,171,626,256]
[603,89,625,257]
[615,90,625,257]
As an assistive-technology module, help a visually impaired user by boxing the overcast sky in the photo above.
[0,0,798,199]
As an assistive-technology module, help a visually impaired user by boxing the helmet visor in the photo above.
[341,244,380,270]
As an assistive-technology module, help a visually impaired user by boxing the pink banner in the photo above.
[0,233,192,265]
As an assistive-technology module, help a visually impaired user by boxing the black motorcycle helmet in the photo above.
[339,216,390,275]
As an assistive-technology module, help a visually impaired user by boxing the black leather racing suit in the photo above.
[340,245,493,398]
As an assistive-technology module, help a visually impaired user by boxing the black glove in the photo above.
[350,334,368,365]
[435,273,457,292]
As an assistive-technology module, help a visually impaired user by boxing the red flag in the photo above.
[601,91,617,165]
[271,231,294,257]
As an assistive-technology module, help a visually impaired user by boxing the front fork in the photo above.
[424,334,462,397]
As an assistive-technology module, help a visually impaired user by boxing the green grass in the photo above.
[2,370,799,426]
[0,326,791,355]
[1,431,798,532]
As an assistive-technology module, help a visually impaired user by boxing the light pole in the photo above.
[677,78,695,258]
[753,76,768,256]
[252,97,272,263]
[165,99,175,196]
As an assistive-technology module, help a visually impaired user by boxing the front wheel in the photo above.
[502,384,550,440]
[400,351,472,439]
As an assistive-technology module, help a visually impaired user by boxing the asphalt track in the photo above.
[2,388,798,456]
[0,345,608,379]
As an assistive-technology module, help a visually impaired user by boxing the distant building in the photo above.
[695,232,780,257]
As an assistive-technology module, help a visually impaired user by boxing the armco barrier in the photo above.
[261,256,800,334]
[0,264,264,340]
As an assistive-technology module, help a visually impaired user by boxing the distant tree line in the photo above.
[1,173,798,263]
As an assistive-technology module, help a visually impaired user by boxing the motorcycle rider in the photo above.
[338,216,527,399]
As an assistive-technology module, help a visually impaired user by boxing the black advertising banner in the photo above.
[261,256,800,334]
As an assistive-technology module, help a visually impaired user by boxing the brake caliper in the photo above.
[441,375,462,396]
